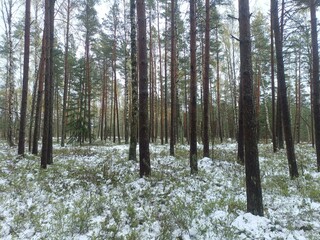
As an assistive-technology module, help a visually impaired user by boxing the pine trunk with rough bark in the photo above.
[189,0,198,174]
[18,0,31,155]
[128,0,138,161]
[41,0,55,168]
[239,0,263,216]
[137,0,150,177]
[202,0,210,158]
[61,0,71,147]
[310,0,320,171]
[272,0,299,179]
[170,0,176,156]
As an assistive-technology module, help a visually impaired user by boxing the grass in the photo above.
[0,142,319,239]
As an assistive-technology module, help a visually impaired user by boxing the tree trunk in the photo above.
[189,0,198,174]
[41,0,55,168]
[157,1,164,145]
[85,29,92,144]
[137,0,150,177]
[237,77,244,164]
[272,0,299,178]
[32,28,46,155]
[270,9,277,152]
[310,0,320,171]
[18,0,31,155]
[61,0,71,147]
[239,0,263,216]
[202,0,210,158]
[128,0,138,161]
[170,0,177,156]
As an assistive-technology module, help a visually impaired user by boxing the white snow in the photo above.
[0,142,319,239]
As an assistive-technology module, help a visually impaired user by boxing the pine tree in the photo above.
[239,0,263,216]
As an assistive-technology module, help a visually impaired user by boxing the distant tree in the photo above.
[61,0,72,147]
[190,0,198,174]
[18,0,31,155]
[0,0,15,147]
[78,0,100,144]
[239,0,263,216]
[137,0,150,177]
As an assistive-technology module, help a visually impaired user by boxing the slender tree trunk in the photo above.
[170,0,177,156]
[157,1,164,145]
[85,30,92,144]
[41,0,55,168]
[216,27,223,143]
[203,0,210,158]
[61,0,71,147]
[239,0,263,216]
[164,0,168,144]
[270,9,277,152]
[3,0,15,147]
[272,0,298,178]
[310,0,320,171]
[128,0,138,161]
[18,0,31,155]
[190,0,198,174]
[237,76,244,164]
[32,28,46,155]
[137,0,150,177]
[294,50,301,143]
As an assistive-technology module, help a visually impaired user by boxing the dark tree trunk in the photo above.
[270,9,277,152]
[170,0,177,156]
[237,77,244,164]
[310,0,320,171]
[128,0,138,161]
[85,29,92,144]
[41,0,55,168]
[202,0,210,158]
[18,0,31,155]
[216,27,223,143]
[272,0,299,179]
[189,0,198,174]
[239,0,263,216]
[164,0,169,144]
[32,28,46,155]
[137,0,150,177]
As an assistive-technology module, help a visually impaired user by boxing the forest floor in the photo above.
[0,140,319,239]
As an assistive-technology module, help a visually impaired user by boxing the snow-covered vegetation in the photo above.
[0,141,319,239]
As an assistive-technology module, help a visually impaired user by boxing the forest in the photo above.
[0,0,320,239]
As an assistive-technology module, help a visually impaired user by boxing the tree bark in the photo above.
[310,0,320,171]
[170,0,177,156]
[137,0,150,177]
[41,0,55,168]
[189,0,198,174]
[239,0,263,216]
[128,0,138,161]
[202,0,210,158]
[32,28,46,155]
[272,0,299,178]
[18,0,31,155]
[270,9,277,152]
[61,0,71,147]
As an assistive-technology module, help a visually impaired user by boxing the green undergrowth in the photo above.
[0,142,319,239]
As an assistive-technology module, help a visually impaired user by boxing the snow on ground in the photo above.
[0,141,319,239]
